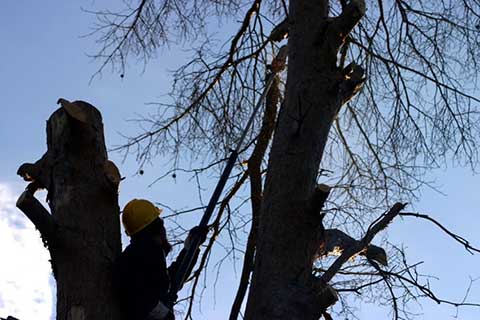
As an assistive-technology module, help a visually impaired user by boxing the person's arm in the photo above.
[167,226,208,289]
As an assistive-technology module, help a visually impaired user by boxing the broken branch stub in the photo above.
[268,18,288,42]
[16,190,57,246]
[307,184,331,217]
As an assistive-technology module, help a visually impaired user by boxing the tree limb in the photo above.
[16,190,57,247]
[320,202,406,283]
[318,229,388,266]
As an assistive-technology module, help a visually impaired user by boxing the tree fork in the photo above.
[16,99,124,320]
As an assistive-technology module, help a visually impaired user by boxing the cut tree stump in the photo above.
[16,99,124,320]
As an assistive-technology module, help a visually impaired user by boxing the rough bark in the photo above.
[17,100,124,320]
[244,1,365,319]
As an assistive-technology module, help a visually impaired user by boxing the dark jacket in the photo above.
[114,236,171,320]
[113,220,204,320]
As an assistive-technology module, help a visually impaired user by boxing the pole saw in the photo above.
[167,45,288,306]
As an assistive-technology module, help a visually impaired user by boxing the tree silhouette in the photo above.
[15,1,480,319]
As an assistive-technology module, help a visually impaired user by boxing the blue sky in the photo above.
[0,1,479,319]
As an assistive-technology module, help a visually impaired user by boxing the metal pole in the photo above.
[168,72,277,303]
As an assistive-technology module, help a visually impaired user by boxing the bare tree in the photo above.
[16,0,480,319]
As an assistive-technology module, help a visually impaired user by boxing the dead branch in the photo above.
[320,202,406,283]
[317,229,388,266]
[16,190,57,246]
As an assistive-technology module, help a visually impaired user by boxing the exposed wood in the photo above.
[317,229,388,266]
[339,62,366,105]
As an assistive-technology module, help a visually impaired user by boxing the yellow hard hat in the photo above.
[122,199,163,236]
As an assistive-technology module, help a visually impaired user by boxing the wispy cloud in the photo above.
[0,183,53,320]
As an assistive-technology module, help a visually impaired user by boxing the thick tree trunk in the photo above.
[17,100,124,320]
[244,1,365,319]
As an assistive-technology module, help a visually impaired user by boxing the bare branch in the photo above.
[400,212,480,254]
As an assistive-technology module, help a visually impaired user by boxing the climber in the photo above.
[113,199,207,320]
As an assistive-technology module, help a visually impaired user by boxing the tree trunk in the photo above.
[244,1,365,319]
[17,100,124,320]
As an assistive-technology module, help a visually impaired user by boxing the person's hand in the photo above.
[185,226,209,248]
